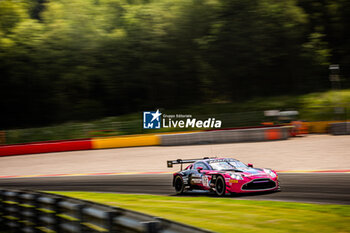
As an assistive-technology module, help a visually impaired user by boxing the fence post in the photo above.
[15,191,24,233]
[0,190,7,231]
[77,204,86,233]
[53,197,62,233]
[32,193,41,233]
[0,190,5,229]
[21,193,39,233]
[105,211,115,233]
[142,221,160,233]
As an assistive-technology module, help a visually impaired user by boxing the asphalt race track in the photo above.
[0,173,349,205]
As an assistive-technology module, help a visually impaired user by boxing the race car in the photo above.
[167,157,280,196]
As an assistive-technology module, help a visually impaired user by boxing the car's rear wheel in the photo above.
[174,176,185,194]
[215,176,226,196]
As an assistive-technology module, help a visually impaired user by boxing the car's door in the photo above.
[189,162,211,188]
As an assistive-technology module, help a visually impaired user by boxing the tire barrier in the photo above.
[330,122,350,135]
[0,189,212,233]
[288,121,309,136]
[265,128,281,140]
[91,135,160,149]
[159,126,291,146]
[0,139,92,157]
[305,120,345,134]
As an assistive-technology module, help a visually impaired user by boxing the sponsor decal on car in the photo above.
[191,178,202,184]
[182,177,189,185]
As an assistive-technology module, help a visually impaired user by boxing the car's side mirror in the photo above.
[197,167,203,172]
[248,163,253,168]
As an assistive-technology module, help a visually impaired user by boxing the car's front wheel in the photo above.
[174,176,185,194]
[215,176,226,196]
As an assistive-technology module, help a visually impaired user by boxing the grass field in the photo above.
[4,89,350,144]
[50,192,350,233]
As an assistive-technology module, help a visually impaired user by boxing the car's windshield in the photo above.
[209,160,247,170]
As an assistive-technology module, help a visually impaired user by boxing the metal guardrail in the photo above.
[0,189,213,233]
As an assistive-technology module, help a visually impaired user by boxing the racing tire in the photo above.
[215,176,226,197]
[174,176,185,195]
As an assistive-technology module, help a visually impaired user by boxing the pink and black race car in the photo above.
[167,157,280,196]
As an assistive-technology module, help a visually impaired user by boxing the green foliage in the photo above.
[0,0,349,129]
[0,1,28,34]
[4,89,350,144]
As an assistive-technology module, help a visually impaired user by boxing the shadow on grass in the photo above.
[170,190,279,198]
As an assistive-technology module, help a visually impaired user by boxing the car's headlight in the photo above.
[230,173,243,180]
[263,169,277,178]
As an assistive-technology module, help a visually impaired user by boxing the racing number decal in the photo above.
[202,175,210,187]
[190,173,211,187]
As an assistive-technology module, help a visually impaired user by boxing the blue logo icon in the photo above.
[143,110,162,129]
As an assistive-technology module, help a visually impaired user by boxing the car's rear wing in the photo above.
[167,157,216,168]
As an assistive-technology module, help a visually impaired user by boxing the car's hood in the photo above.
[234,168,268,177]
[208,167,271,178]
[240,167,265,175]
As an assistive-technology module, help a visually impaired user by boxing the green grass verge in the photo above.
[4,89,350,144]
[49,191,350,233]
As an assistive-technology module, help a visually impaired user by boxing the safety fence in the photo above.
[0,126,291,156]
[0,189,213,233]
